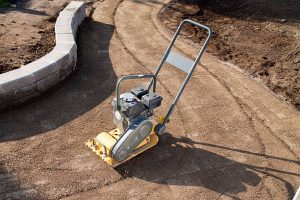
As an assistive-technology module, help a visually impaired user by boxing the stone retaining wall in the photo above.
[0,1,86,110]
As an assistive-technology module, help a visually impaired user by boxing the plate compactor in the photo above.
[85,19,211,167]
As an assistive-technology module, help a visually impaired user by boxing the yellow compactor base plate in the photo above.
[85,128,159,168]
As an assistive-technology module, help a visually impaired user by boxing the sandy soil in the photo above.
[159,0,300,110]
[0,0,299,199]
[0,0,72,74]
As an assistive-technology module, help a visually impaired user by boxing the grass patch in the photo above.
[0,0,9,8]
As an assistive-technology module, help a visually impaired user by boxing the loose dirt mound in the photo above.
[0,0,70,74]
[159,0,300,109]
[0,23,55,74]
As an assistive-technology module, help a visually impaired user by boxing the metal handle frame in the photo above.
[115,19,211,125]
[152,19,212,126]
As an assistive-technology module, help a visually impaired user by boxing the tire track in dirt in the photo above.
[114,0,270,198]
[47,0,300,198]
[0,0,125,198]
[81,0,272,198]
[151,4,299,161]
[113,1,264,159]
[151,5,267,153]
[1,0,298,199]
[201,61,299,160]
[192,27,298,199]
[198,53,298,197]
[150,7,267,155]
[57,0,187,196]
[151,6,300,196]
[112,0,299,198]
[117,0,265,154]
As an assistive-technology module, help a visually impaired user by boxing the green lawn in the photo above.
[0,0,9,7]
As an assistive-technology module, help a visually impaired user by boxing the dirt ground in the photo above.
[0,0,72,74]
[0,0,299,199]
[159,0,300,110]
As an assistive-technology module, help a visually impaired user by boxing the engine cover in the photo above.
[112,93,145,119]
[111,116,153,161]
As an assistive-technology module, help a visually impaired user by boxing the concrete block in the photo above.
[71,57,77,69]
[0,93,8,104]
[0,69,35,93]
[36,71,60,92]
[72,24,78,35]
[56,14,74,27]
[59,63,74,80]
[65,1,85,12]
[74,10,86,27]
[55,33,75,44]
[45,50,72,68]
[0,84,36,109]
[63,2,86,27]
[16,91,40,104]
[15,84,37,99]
[60,59,77,79]
[3,83,37,101]
[53,43,77,60]
[70,48,77,61]
[53,42,77,53]
[55,24,73,34]
[60,9,79,18]
[0,84,3,94]
[21,57,59,82]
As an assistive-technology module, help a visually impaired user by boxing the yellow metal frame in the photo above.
[85,128,159,168]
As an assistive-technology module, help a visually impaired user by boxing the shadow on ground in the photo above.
[0,163,35,199]
[0,0,49,16]
[117,133,298,198]
[0,19,117,142]
[0,7,49,16]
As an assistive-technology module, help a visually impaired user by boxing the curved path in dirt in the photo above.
[0,0,299,199]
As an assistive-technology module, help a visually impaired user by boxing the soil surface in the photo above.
[0,0,71,74]
[159,0,300,110]
[0,0,299,199]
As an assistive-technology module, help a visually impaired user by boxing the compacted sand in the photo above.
[0,0,299,199]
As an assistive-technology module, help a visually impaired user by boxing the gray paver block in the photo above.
[16,91,40,104]
[59,64,73,80]
[36,71,60,92]
[54,42,77,52]
[2,83,37,101]
[53,43,77,60]
[53,43,77,54]
[59,59,76,80]
[0,69,35,93]
[55,24,73,34]
[65,1,85,17]
[56,13,74,27]
[45,50,72,69]
[55,33,75,44]
[21,57,59,82]
[0,84,3,94]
